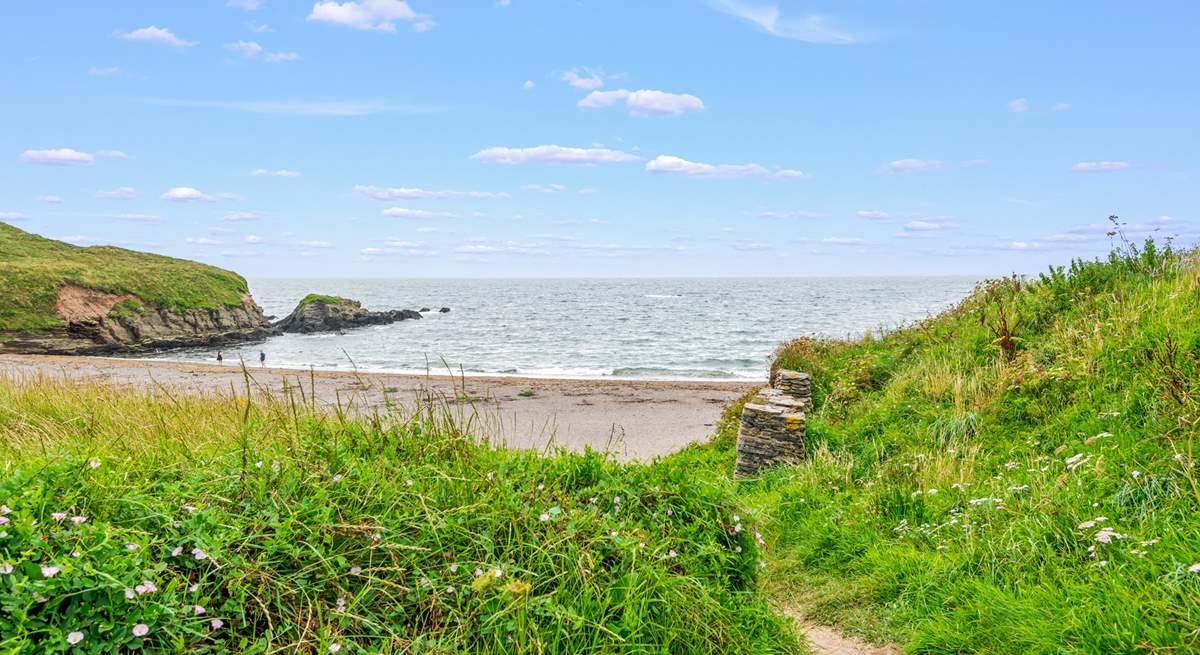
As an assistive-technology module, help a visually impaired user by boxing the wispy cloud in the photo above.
[382,207,460,219]
[472,145,640,165]
[561,68,607,91]
[96,186,136,199]
[228,0,263,10]
[118,26,197,48]
[876,159,949,174]
[856,210,891,220]
[101,213,161,224]
[646,155,808,179]
[252,168,301,177]
[578,89,705,117]
[1051,102,1072,112]
[708,0,865,44]
[0,212,28,222]
[21,148,95,166]
[354,185,508,200]
[1070,161,1130,173]
[224,211,265,221]
[308,0,435,33]
[39,195,64,204]
[88,66,121,77]
[1007,97,1029,113]
[161,187,215,202]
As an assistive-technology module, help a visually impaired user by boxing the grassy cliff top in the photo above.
[0,222,249,332]
[735,235,1200,652]
[296,293,354,308]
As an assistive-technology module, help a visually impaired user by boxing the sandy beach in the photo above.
[0,354,758,461]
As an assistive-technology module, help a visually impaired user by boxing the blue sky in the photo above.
[2,1,1197,277]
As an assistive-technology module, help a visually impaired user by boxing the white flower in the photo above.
[474,567,483,577]
[0,505,9,515]
[493,568,503,578]
[1188,563,1200,574]
[70,516,87,525]
[350,566,362,575]
[668,549,677,558]
[332,474,343,483]
[89,459,101,469]
[67,631,85,645]
[666,508,673,516]
[1093,527,1126,544]
[613,496,621,504]
[41,565,60,578]
[0,563,12,575]
[52,512,67,521]
[125,543,139,551]
[536,483,544,491]
[446,585,455,593]
[1131,470,1141,479]
[255,461,263,468]
[449,564,459,573]
[172,547,183,557]
[538,513,550,522]
[405,479,413,487]
[335,597,346,613]
[735,545,742,553]
[194,605,206,615]
[928,488,939,495]
[124,588,136,599]
[191,548,208,560]
[132,624,149,637]
[188,584,199,593]
[329,643,341,653]
[210,618,224,629]
[732,514,740,522]
[486,472,494,481]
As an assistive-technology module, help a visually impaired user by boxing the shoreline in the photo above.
[0,354,758,461]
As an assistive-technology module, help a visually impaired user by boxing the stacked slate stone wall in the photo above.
[734,370,811,477]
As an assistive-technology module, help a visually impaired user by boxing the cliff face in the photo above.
[0,283,275,355]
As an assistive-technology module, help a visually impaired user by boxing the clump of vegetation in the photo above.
[0,223,249,333]
[296,293,353,309]
[746,228,1200,651]
[106,298,145,321]
[0,375,799,653]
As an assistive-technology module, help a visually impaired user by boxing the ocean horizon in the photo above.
[139,276,979,381]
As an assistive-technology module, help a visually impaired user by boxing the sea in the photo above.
[142,277,978,381]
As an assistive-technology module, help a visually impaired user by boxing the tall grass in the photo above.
[747,234,1200,652]
[0,375,801,653]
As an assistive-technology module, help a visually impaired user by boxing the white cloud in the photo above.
[708,0,862,44]
[96,150,132,159]
[96,186,136,199]
[245,234,262,243]
[225,40,264,57]
[0,211,28,221]
[646,155,808,179]
[1002,241,1041,250]
[876,159,949,174]
[1007,97,1029,113]
[21,148,94,166]
[224,211,264,221]
[39,195,63,204]
[522,79,535,90]
[88,66,121,76]
[299,239,333,248]
[472,145,639,165]
[562,68,605,91]
[249,22,274,33]
[522,183,565,193]
[228,0,262,10]
[903,220,947,231]
[577,187,598,196]
[308,0,434,32]
[252,168,301,177]
[103,213,161,224]
[354,185,507,200]
[578,89,705,117]
[161,187,215,202]
[362,239,436,257]
[759,210,823,219]
[1071,161,1130,173]
[187,237,224,246]
[823,236,865,245]
[382,207,459,219]
[265,51,301,63]
[856,210,890,220]
[119,26,197,48]
[1051,102,1071,112]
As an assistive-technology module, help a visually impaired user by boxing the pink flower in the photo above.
[667,550,677,558]
[67,631,85,645]
[131,624,149,637]
[41,565,60,578]
[194,605,206,616]
[125,543,139,551]
[1189,563,1200,574]
[52,512,67,521]
[210,618,224,629]
[70,516,87,525]
[172,547,183,557]
[191,548,208,560]
[329,644,341,653]
[349,566,362,575]
[124,588,136,599]
[0,564,13,575]
[89,459,101,469]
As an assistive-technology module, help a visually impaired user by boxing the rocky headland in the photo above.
[274,294,423,334]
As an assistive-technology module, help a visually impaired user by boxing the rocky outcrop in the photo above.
[274,296,422,334]
[1,284,276,355]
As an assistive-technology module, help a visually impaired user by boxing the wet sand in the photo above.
[0,354,759,461]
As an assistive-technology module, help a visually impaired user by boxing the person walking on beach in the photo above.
[216,351,224,366]
[259,351,266,368]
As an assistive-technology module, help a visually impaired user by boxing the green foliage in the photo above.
[297,294,352,308]
[755,236,1200,652]
[0,223,248,333]
[0,377,801,654]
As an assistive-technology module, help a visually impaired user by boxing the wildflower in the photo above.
[0,505,9,514]
[191,548,208,560]
[668,549,677,558]
[71,516,87,525]
[449,564,459,573]
[335,597,346,613]
[188,584,198,593]
[136,581,157,595]
[371,532,381,543]
[474,567,483,577]
[329,644,341,653]
[0,564,12,575]
[172,547,183,557]
[71,551,80,558]
[1140,539,1159,547]
[1007,485,1029,492]
[1078,517,1107,530]
[255,460,263,468]
[183,504,197,513]
[41,565,60,578]
[1131,470,1141,479]
[733,523,743,533]
[349,566,362,575]
[0,517,8,525]
[210,618,224,629]
[194,605,206,615]
[486,472,494,481]
[493,568,503,578]
[332,474,343,483]
[928,488,939,495]
[611,531,619,537]
[89,459,101,469]
[666,508,673,516]
[613,496,621,505]
[1004,461,1018,470]
[735,545,742,553]
[405,479,413,487]
[125,543,139,551]
[446,585,455,593]
[536,483,545,491]
[52,512,67,521]
[125,588,136,599]
[132,624,149,637]
[538,511,550,522]
[732,514,740,522]
[1188,563,1200,573]
[1093,527,1126,544]
[67,631,85,645]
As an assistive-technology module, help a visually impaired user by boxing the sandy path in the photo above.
[0,354,757,461]
[782,607,901,655]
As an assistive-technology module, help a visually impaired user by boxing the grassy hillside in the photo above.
[0,223,249,332]
[0,377,800,654]
[718,236,1200,652]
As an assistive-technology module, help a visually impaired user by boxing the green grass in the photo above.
[0,375,801,654]
[732,234,1200,652]
[0,223,249,333]
[296,294,352,309]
